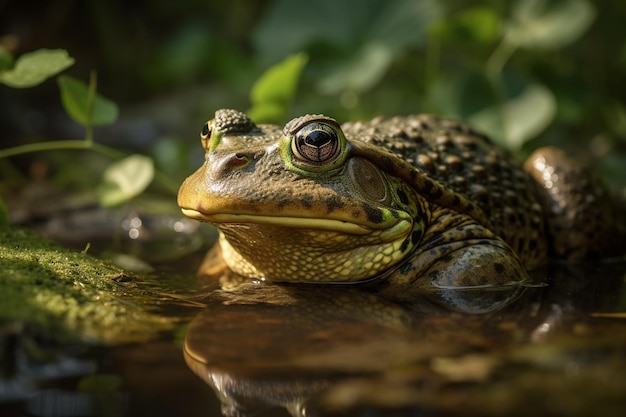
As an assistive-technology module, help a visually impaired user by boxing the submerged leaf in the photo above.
[58,75,119,126]
[97,155,154,207]
[0,48,74,88]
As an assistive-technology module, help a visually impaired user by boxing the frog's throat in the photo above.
[214,219,417,283]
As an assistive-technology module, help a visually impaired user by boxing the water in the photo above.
[1,259,626,417]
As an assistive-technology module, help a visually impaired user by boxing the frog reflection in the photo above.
[183,283,537,417]
[183,261,626,417]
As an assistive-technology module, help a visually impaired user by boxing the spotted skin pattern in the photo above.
[178,110,626,293]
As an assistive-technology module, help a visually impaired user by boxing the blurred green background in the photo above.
[1,0,625,201]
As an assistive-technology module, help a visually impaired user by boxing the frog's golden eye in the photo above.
[292,122,342,166]
[200,122,212,150]
[201,122,211,138]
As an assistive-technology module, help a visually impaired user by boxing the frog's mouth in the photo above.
[180,209,411,241]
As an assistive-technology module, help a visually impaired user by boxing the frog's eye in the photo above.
[201,122,211,138]
[200,121,212,150]
[291,122,343,167]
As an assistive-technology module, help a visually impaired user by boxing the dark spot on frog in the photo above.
[422,178,434,193]
[399,260,415,275]
[411,230,421,245]
[396,189,409,205]
[493,262,505,274]
[438,253,454,264]
[301,193,314,209]
[428,187,443,200]
[400,237,410,253]
[361,204,383,224]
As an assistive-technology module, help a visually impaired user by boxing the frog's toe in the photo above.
[423,242,529,312]
[424,241,528,289]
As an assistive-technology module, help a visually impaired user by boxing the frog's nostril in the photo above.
[215,153,251,176]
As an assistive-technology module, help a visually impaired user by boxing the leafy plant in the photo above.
[0,47,309,223]
[252,0,607,155]
[0,48,74,88]
[0,48,168,209]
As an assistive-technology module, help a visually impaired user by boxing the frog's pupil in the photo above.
[297,128,338,163]
[305,130,332,147]
[201,123,210,137]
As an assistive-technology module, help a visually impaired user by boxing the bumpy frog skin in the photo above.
[178,109,626,291]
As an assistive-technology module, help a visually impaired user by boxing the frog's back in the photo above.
[342,114,548,267]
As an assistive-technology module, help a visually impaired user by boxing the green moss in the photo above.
[0,226,177,344]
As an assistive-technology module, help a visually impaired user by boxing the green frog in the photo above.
[178,109,626,292]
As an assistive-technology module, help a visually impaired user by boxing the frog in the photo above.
[178,109,626,294]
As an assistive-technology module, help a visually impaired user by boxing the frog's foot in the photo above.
[197,245,256,290]
[411,239,528,312]
[382,221,529,312]
[524,146,626,260]
[419,240,528,290]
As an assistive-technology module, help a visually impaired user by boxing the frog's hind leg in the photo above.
[379,218,530,312]
[524,146,626,260]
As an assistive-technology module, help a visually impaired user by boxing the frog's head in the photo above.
[178,109,425,283]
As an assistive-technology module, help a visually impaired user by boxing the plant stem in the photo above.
[85,70,97,145]
[424,27,441,101]
[486,38,517,79]
[154,171,181,195]
[0,140,123,160]
[0,140,180,195]
[485,37,518,145]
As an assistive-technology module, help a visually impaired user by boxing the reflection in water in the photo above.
[183,260,626,417]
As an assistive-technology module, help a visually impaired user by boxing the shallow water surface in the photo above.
[2,260,626,417]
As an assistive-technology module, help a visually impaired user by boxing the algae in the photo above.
[0,226,181,345]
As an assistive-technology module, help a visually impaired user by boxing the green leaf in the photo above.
[57,75,119,126]
[428,72,556,148]
[430,6,501,45]
[97,155,154,207]
[246,102,286,126]
[0,48,74,88]
[455,6,501,44]
[255,0,441,63]
[318,42,393,94]
[248,52,308,123]
[253,0,441,94]
[505,0,596,50]
[0,46,14,72]
[468,76,556,148]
